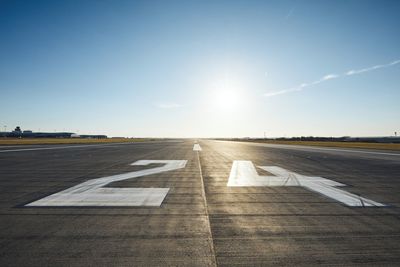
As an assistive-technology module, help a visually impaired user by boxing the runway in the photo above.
[0,139,399,266]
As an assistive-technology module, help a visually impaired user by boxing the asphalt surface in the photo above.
[0,139,399,266]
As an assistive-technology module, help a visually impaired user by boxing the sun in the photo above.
[212,89,241,112]
[208,76,245,113]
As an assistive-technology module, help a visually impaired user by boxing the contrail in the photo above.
[264,59,400,97]
[154,103,182,109]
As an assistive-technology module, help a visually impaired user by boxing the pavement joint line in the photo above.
[196,147,218,267]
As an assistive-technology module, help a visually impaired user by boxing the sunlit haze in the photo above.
[1,0,399,137]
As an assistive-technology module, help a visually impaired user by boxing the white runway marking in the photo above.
[0,140,182,153]
[227,160,385,207]
[213,140,400,157]
[193,144,202,151]
[263,144,400,156]
[26,160,187,207]
[0,143,140,153]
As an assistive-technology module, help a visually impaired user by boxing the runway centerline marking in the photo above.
[193,144,202,151]
[26,160,187,207]
[227,160,385,207]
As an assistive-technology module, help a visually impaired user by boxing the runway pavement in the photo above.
[0,139,399,266]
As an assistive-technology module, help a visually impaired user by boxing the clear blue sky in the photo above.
[1,0,399,137]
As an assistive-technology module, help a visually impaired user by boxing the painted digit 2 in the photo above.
[26,160,187,207]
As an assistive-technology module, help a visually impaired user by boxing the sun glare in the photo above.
[208,76,245,113]
[212,89,240,111]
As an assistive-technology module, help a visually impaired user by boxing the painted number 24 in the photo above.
[27,160,385,207]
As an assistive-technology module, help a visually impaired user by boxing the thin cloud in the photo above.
[264,59,400,98]
[346,59,400,76]
[155,103,182,109]
[322,74,338,80]
[264,73,339,97]
[264,88,300,97]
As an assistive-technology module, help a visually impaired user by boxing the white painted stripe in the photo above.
[0,144,115,153]
[0,140,182,153]
[193,144,202,151]
[227,160,385,207]
[264,144,400,156]
[212,140,400,157]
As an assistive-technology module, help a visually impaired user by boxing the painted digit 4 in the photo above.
[26,160,187,207]
[227,160,385,207]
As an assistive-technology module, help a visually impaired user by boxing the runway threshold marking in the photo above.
[227,160,385,207]
[26,160,187,207]
[193,144,202,151]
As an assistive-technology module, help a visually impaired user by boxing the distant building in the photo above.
[1,126,107,139]
[13,126,21,133]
